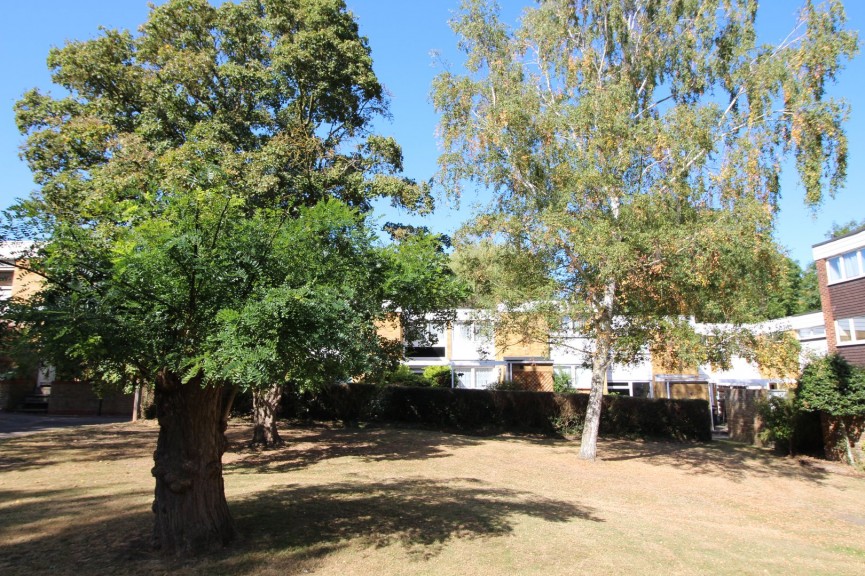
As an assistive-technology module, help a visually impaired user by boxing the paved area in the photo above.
[0,412,129,439]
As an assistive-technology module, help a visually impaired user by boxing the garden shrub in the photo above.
[552,371,572,394]
[797,355,865,465]
[422,365,456,388]
[756,395,797,455]
[385,365,429,387]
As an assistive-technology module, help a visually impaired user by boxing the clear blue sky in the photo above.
[0,0,862,267]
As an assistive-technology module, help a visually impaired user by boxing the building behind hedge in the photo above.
[378,306,827,410]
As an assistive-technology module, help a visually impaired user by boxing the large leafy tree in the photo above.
[434,0,857,459]
[4,0,455,555]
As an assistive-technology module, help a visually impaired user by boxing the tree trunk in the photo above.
[250,383,284,448]
[579,283,616,461]
[132,384,141,422]
[579,327,613,460]
[839,417,857,466]
[151,371,235,555]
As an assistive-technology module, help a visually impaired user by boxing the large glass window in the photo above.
[827,248,865,283]
[836,317,865,345]
[828,257,843,282]
[855,318,865,342]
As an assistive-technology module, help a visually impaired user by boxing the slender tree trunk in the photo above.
[839,417,857,466]
[579,281,616,461]
[132,384,141,422]
[151,371,235,555]
[250,383,283,448]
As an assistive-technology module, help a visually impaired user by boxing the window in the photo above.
[836,317,865,345]
[458,322,475,341]
[0,269,12,301]
[796,326,826,340]
[457,322,490,342]
[827,249,865,283]
[406,323,446,358]
[607,381,650,397]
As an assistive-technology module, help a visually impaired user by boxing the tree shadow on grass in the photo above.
[226,423,486,474]
[0,426,157,473]
[599,437,835,484]
[0,476,601,576]
[228,476,603,567]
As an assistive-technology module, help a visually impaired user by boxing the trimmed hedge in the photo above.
[287,383,712,442]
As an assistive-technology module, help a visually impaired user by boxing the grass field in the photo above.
[1,420,864,575]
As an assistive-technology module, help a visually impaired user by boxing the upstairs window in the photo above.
[796,326,826,340]
[0,269,12,300]
[836,317,865,345]
[827,249,865,283]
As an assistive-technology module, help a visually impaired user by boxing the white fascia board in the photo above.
[812,230,865,261]
[0,240,35,262]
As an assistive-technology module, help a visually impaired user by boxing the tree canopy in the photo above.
[434,0,858,459]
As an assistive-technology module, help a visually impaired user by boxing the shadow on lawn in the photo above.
[600,438,833,484]
[0,426,157,473]
[0,477,601,576]
[226,423,485,474]
[229,476,603,566]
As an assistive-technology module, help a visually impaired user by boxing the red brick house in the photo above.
[812,226,865,366]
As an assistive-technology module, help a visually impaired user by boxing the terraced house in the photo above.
[380,306,828,425]
[813,226,865,367]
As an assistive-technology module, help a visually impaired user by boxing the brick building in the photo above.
[812,226,865,366]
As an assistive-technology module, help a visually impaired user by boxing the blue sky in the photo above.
[0,0,862,267]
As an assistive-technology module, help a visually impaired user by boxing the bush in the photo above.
[797,355,865,465]
[552,371,572,394]
[385,365,429,387]
[422,365,456,388]
[491,379,525,391]
[757,395,797,455]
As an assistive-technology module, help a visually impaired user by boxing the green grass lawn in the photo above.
[1,420,863,575]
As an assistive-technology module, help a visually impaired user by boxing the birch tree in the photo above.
[433,0,857,459]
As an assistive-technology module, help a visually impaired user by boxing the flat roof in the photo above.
[812,224,865,248]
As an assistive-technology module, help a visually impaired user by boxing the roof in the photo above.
[812,223,865,248]
[812,227,865,261]
[0,241,34,262]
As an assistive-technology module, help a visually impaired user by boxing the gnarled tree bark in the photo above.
[250,383,284,448]
[151,371,235,555]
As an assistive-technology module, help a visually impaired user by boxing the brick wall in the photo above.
[725,388,767,446]
[816,258,836,354]
[827,276,865,319]
[0,379,34,411]
[668,382,709,401]
[375,314,403,343]
[48,381,133,416]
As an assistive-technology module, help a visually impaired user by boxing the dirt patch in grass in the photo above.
[1,420,863,575]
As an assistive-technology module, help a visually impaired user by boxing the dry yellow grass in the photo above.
[1,420,864,575]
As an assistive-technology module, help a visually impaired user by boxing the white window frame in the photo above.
[835,316,865,346]
[827,249,865,284]
[0,268,13,301]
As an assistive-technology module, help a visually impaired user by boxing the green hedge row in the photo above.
[286,383,712,442]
